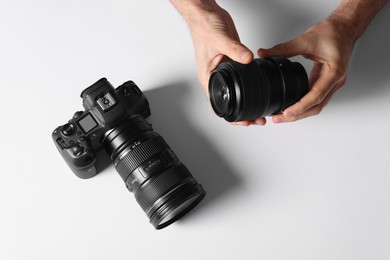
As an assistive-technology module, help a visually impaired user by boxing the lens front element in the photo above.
[209,70,235,118]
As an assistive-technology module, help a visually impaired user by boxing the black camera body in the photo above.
[52,78,150,179]
[52,78,205,229]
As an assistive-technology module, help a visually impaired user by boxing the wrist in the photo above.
[330,0,388,40]
[326,12,360,43]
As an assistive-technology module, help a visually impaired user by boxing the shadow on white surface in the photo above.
[247,0,317,39]
[341,4,390,102]
[227,0,319,49]
[145,82,243,216]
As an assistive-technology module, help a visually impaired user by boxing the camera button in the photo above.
[56,138,66,149]
[73,111,83,119]
[71,145,84,156]
[97,92,116,111]
[62,123,76,136]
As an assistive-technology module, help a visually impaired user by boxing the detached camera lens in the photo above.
[209,57,309,122]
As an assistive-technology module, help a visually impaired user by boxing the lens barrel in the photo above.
[209,57,309,122]
[103,116,205,229]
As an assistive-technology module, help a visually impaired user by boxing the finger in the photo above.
[254,117,267,125]
[218,38,254,64]
[231,121,251,126]
[258,37,308,58]
[198,68,211,95]
[273,85,339,123]
[283,67,337,117]
[273,106,320,123]
[230,117,266,126]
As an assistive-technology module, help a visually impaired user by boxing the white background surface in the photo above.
[1,0,389,259]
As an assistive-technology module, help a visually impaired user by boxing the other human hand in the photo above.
[259,15,357,123]
[174,1,266,126]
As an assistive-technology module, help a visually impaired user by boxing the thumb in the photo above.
[218,38,253,64]
[258,37,307,58]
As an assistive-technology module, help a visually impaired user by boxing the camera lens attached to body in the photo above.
[103,116,205,229]
[209,57,309,122]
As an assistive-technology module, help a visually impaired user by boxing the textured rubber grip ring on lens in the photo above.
[239,62,268,121]
[135,164,193,213]
[115,136,168,181]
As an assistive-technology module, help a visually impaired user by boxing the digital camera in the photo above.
[52,78,205,229]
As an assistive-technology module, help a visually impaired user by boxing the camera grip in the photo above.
[60,139,97,179]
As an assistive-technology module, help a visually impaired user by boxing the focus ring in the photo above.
[115,136,168,181]
[239,62,267,121]
[135,164,193,213]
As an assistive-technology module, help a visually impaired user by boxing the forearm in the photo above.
[170,0,219,23]
[331,0,388,40]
